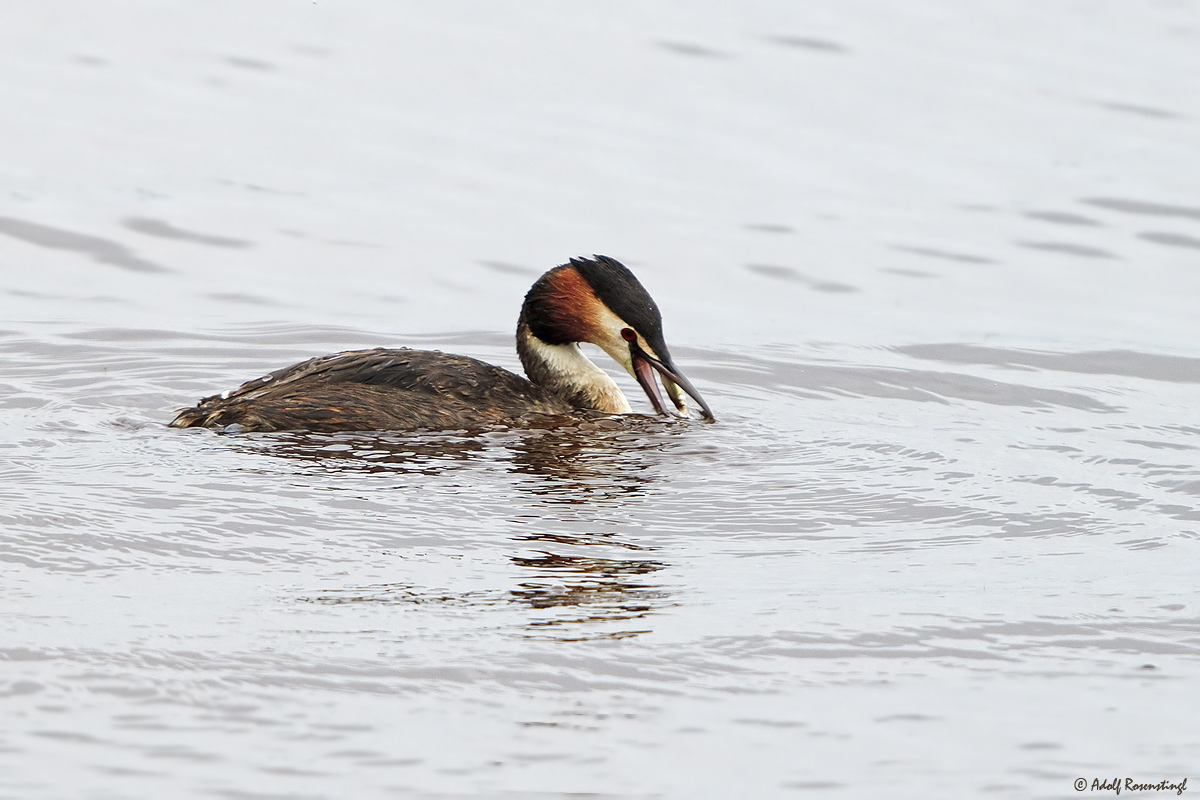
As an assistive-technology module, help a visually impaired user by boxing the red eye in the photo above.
[620,328,637,342]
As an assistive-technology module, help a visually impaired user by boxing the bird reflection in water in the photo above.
[300,548,669,641]
[508,550,669,641]
[226,428,488,476]
[226,414,687,502]
[505,416,678,503]
[266,420,682,638]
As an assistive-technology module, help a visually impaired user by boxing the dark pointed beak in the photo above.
[629,342,715,422]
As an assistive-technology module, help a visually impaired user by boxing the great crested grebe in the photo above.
[170,255,714,432]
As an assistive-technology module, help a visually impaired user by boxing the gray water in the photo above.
[2,2,1199,798]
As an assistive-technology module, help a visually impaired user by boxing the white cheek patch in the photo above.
[589,304,649,374]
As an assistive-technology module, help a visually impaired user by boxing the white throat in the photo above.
[521,332,632,414]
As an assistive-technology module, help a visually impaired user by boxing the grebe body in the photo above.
[170,256,713,432]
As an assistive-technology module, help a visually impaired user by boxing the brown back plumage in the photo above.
[170,348,577,432]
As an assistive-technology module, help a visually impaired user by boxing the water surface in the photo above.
[2,1,1198,798]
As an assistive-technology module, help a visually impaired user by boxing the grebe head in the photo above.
[520,255,714,421]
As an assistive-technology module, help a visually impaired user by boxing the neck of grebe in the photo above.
[516,322,632,414]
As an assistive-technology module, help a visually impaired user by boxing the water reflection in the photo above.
[510,551,669,639]
[507,419,676,503]
[123,217,253,248]
[1081,197,1200,221]
[0,216,168,273]
[228,429,488,476]
[212,418,683,637]
[894,344,1200,384]
[221,416,684,501]
[300,550,670,640]
[686,348,1118,411]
